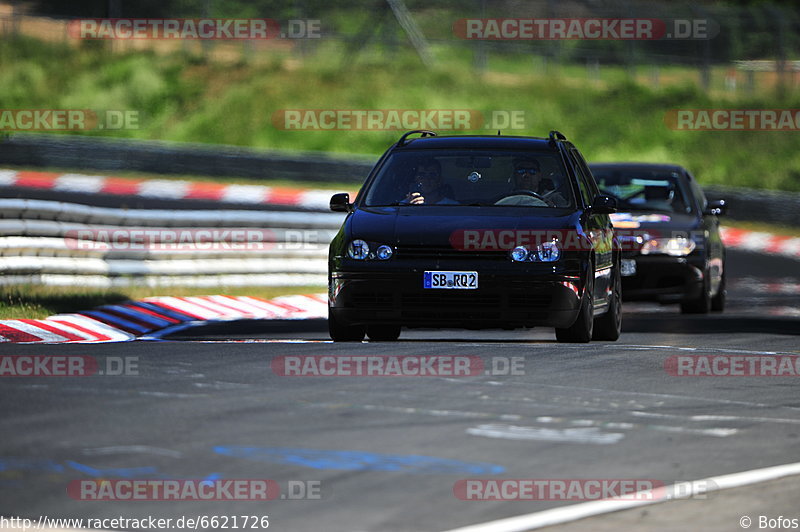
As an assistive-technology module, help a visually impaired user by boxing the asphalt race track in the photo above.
[1,249,798,532]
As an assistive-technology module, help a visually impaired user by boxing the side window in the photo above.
[687,172,707,211]
[568,150,593,207]
[572,150,600,196]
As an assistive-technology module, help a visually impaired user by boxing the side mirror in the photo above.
[330,193,352,212]
[703,199,727,216]
[590,194,617,215]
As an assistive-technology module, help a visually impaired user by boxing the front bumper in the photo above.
[329,261,585,329]
[621,255,705,303]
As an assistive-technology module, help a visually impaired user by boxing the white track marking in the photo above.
[526,382,800,411]
[359,404,522,421]
[630,410,800,425]
[440,461,800,532]
[534,414,738,437]
[82,445,183,458]
[466,424,625,445]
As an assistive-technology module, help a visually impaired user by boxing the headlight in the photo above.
[347,240,393,260]
[376,245,393,260]
[510,240,561,262]
[537,240,561,262]
[511,246,529,262]
[641,236,696,256]
[347,239,370,260]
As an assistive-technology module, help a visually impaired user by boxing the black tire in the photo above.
[367,324,401,341]
[556,274,594,343]
[593,266,622,341]
[328,309,365,342]
[681,272,711,314]
[711,269,726,312]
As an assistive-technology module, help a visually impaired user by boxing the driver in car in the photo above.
[511,158,566,206]
[403,159,458,205]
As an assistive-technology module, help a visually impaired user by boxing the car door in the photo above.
[567,148,614,307]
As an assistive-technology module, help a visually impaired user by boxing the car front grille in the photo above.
[395,248,509,261]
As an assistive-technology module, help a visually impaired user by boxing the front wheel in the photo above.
[681,272,711,314]
[711,269,726,312]
[556,277,594,343]
[328,309,365,342]
[593,266,622,341]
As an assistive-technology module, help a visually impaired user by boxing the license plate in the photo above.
[424,271,478,289]
[621,259,637,277]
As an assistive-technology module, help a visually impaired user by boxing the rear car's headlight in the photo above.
[347,240,394,260]
[640,236,696,257]
[510,240,561,262]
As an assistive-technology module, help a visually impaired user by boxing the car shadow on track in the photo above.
[160,315,799,341]
[162,318,330,340]
[160,320,562,343]
[622,314,800,336]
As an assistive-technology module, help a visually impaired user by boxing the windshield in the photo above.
[363,150,575,208]
[591,168,694,215]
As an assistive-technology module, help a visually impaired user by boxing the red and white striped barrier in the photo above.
[0,169,353,210]
[0,293,327,343]
[720,226,800,260]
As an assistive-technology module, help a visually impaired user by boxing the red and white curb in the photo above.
[720,226,800,260]
[0,293,327,343]
[0,169,352,210]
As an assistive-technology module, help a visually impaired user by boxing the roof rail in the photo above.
[398,130,437,146]
[548,130,567,145]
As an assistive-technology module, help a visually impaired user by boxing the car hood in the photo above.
[610,212,700,237]
[349,206,582,247]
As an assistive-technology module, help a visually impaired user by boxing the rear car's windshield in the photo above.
[363,150,575,208]
[591,168,695,215]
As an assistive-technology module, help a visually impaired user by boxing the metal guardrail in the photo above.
[0,199,339,287]
[704,186,800,228]
[0,198,344,228]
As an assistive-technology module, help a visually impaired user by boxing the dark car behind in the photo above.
[589,163,727,313]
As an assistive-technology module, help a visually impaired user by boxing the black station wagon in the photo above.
[328,130,622,343]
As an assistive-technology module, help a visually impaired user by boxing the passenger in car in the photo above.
[511,158,567,206]
[403,159,458,205]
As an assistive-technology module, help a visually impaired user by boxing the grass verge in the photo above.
[3,36,800,191]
